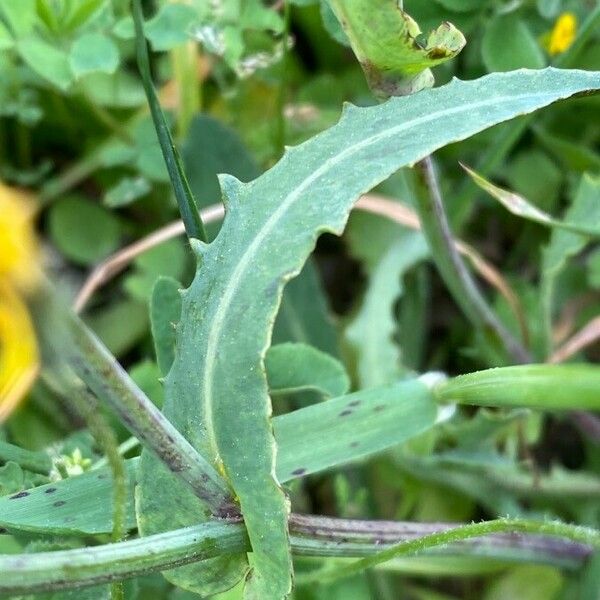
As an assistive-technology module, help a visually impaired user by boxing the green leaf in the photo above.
[85,299,149,358]
[326,0,465,95]
[124,239,188,303]
[482,15,546,72]
[63,0,105,33]
[0,0,36,37]
[17,36,73,91]
[48,197,122,266]
[345,231,428,388]
[483,565,563,600]
[69,33,120,78]
[463,165,600,237]
[274,378,441,481]
[533,126,600,173]
[0,378,443,537]
[182,114,260,211]
[103,176,151,208]
[0,461,138,536]
[145,3,198,51]
[273,259,339,358]
[0,440,52,475]
[436,364,600,411]
[150,276,182,377]
[266,343,350,398]
[79,72,146,108]
[0,20,13,49]
[138,68,600,598]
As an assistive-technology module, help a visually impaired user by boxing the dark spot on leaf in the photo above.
[291,468,307,476]
[374,405,386,412]
[44,487,57,494]
[348,400,360,407]
[97,474,108,480]
[350,442,359,448]
[9,491,29,500]
[339,409,352,417]
[53,500,67,507]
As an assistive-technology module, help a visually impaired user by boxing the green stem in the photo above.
[132,0,207,242]
[435,365,600,411]
[0,440,52,475]
[275,0,291,157]
[300,518,600,584]
[414,156,531,364]
[0,516,594,595]
[39,287,236,517]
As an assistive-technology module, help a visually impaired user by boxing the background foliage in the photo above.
[0,0,600,598]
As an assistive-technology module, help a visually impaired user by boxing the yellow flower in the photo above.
[547,12,577,56]
[0,182,40,422]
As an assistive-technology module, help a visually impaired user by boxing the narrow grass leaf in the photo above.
[463,165,600,237]
[131,0,206,242]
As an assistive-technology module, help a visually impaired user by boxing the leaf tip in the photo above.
[218,173,244,212]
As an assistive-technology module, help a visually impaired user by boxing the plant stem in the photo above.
[299,518,600,584]
[40,288,236,517]
[0,440,52,475]
[275,0,291,157]
[413,156,531,364]
[1,516,594,595]
[132,0,207,242]
[435,365,600,411]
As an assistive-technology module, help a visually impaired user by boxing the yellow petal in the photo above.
[0,181,40,290]
[0,281,39,422]
[548,12,577,56]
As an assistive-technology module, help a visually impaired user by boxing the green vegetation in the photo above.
[1,1,600,599]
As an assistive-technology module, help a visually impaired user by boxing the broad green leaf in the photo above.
[345,231,428,388]
[464,166,600,237]
[145,4,198,51]
[182,115,260,211]
[48,197,122,266]
[103,176,151,208]
[151,276,182,377]
[482,15,546,73]
[325,0,465,95]
[541,174,600,353]
[266,343,349,398]
[69,33,119,78]
[0,461,137,535]
[138,68,600,598]
[17,36,73,91]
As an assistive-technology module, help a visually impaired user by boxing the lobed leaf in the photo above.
[136,68,600,597]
